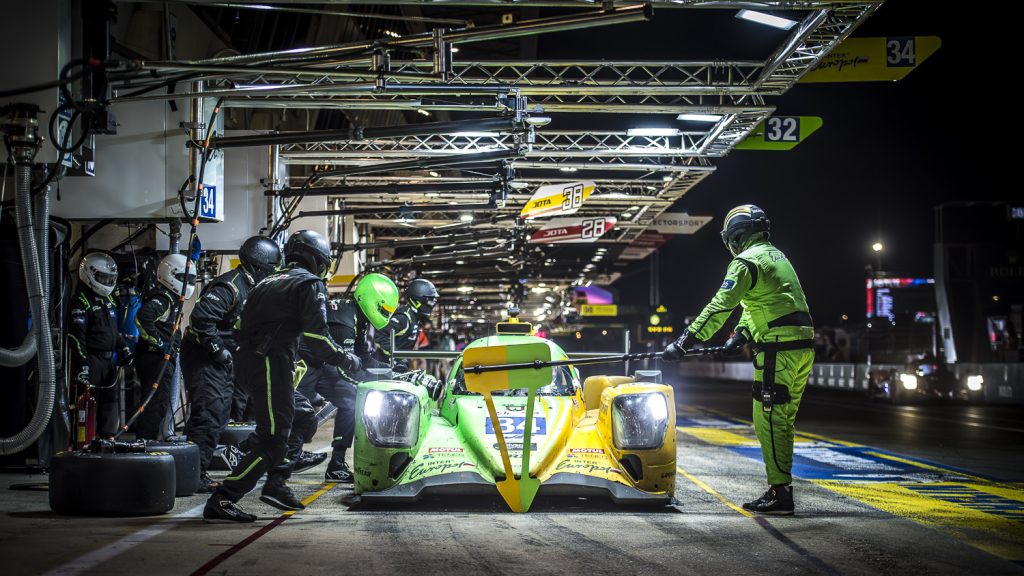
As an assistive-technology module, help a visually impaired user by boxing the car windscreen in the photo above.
[450,363,578,397]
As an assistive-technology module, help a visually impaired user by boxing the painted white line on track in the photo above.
[43,503,206,576]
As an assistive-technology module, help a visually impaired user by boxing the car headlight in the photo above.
[899,373,918,390]
[611,393,669,450]
[966,374,984,392]
[362,390,420,448]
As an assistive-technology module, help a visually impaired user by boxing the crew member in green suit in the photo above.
[664,204,814,515]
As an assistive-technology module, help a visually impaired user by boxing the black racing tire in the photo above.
[49,451,176,516]
[220,421,256,446]
[146,441,201,496]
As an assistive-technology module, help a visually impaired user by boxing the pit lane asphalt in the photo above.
[1,376,1021,575]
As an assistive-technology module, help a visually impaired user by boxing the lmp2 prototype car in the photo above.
[352,320,676,512]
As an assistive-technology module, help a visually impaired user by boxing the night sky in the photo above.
[600,3,1019,331]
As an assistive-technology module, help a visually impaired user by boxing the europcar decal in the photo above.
[569,448,604,455]
[429,447,464,454]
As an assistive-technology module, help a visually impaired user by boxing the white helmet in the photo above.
[157,253,197,299]
[79,252,118,297]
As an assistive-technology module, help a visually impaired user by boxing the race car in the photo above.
[352,319,676,512]
[868,361,984,404]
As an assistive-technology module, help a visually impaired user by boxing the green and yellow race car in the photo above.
[353,320,676,512]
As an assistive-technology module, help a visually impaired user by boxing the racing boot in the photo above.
[742,484,794,515]
[196,472,220,494]
[260,475,305,511]
[204,497,257,524]
[292,450,329,473]
[324,451,354,484]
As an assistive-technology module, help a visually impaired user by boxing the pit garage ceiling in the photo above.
[109,0,882,318]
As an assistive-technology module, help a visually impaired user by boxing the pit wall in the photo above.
[676,361,1024,404]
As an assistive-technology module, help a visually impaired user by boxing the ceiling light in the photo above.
[450,46,460,53]
[460,214,474,222]
[526,116,552,127]
[676,113,723,122]
[559,167,578,173]
[627,128,680,137]
[508,180,529,190]
[384,29,401,38]
[621,213,633,219]
[425,192,440,197]
[457,286,474,293]
[417,109,431,116]
[538,283,547,287]
[736,9,797,30]
[596,248,607,253]
[662,175,674,182]
[645,186,657,191]
[428,171,440,178]
[455,260,465,265]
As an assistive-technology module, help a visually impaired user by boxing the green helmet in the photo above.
[354,273,400,330]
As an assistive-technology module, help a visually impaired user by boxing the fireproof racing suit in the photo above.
[182,267,253,476]
[69,288,131,437]
[297,298,388,456]
[214,267,356,503]
[371,305,422,367]
[687,240,814,486]
[134,287,179,440]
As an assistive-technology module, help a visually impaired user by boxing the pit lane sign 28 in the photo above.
[529,216,616,244]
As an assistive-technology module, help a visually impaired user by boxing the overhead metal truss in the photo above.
[107,0,883,314]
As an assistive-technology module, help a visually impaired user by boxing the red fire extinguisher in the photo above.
[75,387,97,449]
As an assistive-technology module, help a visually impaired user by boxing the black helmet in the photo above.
[284,230,332,279]
[406,278,439,316]
[721,204,771,256]
[239,236,282,282]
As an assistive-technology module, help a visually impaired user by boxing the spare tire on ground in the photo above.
[219,421,256,446]
[146,440,200,496]
[49,451,176,516]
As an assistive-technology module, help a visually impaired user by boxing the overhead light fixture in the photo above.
[452,131,500,137]
[428,171,440,177]
[450,46,460,53]
[460,214,474,222]
[559,167,578,173]
[596,248,607,253]
[455,260,465,265]
[645,185,657,191]
[538,283,547,287]
[425,192,440,197]
[736,9,797,30]
[384,29,401,38]
[676,113,723,123]
[526,116,552,127]
[457,286,474,293]
[508,180,529,190]
[627,128,680,137]
[621,212,633,219]
[662,175,674,182]
[417,109,431,117]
